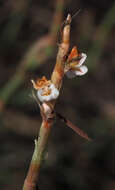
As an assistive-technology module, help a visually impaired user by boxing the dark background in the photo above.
[0,0,115,189]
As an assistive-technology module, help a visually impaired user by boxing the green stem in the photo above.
[23,120,53,190]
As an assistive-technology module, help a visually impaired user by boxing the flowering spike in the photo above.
[23,13,92,190]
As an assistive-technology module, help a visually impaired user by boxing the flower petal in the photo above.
[68,46,79,62]
[75,65,88,76]
[65,70,76,78]
[76,53,87,67]
[50,84,59,99]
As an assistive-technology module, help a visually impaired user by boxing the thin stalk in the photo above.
[23,120,53,190]
[22,14,71,190]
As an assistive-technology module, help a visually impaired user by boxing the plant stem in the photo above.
[22,13,71,190]
[23,120,53,190]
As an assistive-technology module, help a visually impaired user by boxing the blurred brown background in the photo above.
[0,0,115,189]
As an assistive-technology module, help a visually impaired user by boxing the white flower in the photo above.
[65,47,88,79]
[31,76,59,102]
[37,83,59,102]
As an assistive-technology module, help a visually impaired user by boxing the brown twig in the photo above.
[56,112,92,141]
[51,14,71,90]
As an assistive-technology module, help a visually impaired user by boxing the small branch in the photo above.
[56,112,92,141]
